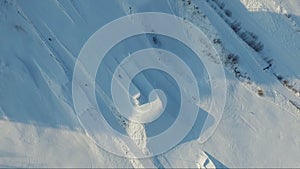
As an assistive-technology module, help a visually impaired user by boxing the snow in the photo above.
[0,0,300,168]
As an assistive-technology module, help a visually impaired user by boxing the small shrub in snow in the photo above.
[187,0,191,5]
[213,38,221,44]
[225,9,232,17]
[253,41,264,52]
[257,89,264,96]
[151,35,161,46]
[283,79,289,85]
[226,53,239,65]
[219,2,225,9]
[152,36,158,44]
[231,21,241,32]
[284,13,292,18]
[276,75,283,81]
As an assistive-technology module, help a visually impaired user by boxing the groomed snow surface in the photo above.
[0,0,300,168]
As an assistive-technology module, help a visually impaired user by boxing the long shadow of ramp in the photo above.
[205,151,228,169]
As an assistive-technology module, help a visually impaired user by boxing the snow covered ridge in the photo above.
[0,0,300,168]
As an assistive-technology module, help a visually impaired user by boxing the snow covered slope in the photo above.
[0,0,299,168]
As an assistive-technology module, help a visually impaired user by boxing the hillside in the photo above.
[0,0,299,168]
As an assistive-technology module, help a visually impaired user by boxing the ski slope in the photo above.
[0,0,299,168]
